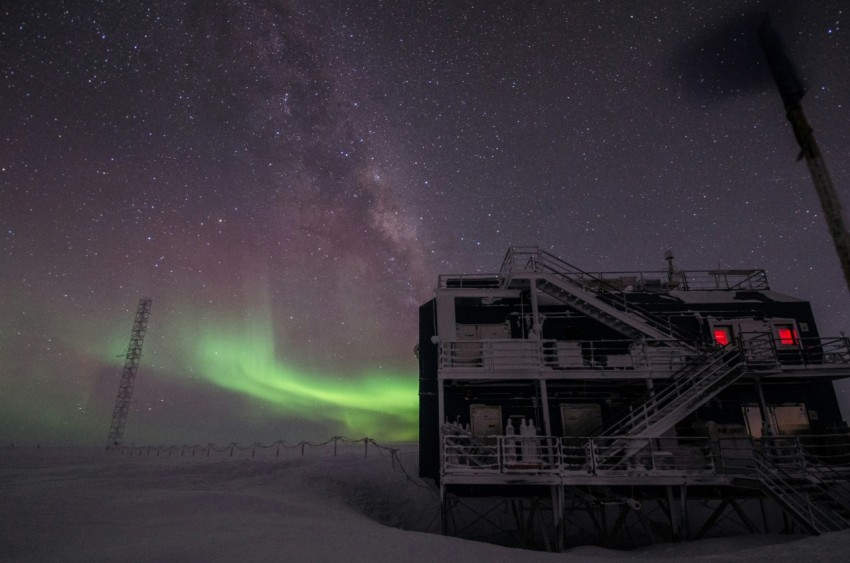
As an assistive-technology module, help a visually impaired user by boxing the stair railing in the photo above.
[531,249,697,343]
[753,447,850,533]
[600,345,741,440]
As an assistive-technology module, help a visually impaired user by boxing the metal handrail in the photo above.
[715,435,850,533]
[441,434,560,474]
[773,336,850,367]
[799,434,850,467]
[589,436,715,476]
[438,338,696,372]
[442,434,500,472]
[503,247,698,343]
[599,344,741,439]
[441,435,716,477]
[439,339,544,370]
[438,334,850,372]
[437,273,501,289]
[753,448,850,533]
[499,247,770,291]
[737,332,782,368]
[717,434,850,471]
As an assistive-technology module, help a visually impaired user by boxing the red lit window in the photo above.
[713,328,731,346]
[777,326,798,346]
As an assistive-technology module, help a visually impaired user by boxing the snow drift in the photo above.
[1,443,849,562]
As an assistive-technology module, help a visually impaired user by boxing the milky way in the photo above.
[2,1,849,445]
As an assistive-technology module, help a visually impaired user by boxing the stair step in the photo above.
[756,453,850,533]
[600,357,742,440]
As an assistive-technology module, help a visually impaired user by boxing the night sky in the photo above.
[2,1,848,446]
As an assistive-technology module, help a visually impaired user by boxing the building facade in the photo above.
[418,246,850,549]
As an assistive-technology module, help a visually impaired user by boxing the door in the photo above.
[470,404,502,437]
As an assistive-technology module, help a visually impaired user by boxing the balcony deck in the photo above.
[440,434,850,488]
[437,336,850,381]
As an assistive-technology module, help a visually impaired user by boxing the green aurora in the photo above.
[189,316,419,441]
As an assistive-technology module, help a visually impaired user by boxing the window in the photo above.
[776,325,798,346]
[713,327,731,346]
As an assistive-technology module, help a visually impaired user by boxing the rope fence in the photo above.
[114,436,422,485]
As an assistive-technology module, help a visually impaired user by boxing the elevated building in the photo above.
[418,246,850,549]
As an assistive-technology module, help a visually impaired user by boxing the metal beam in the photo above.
[760,19,850,295]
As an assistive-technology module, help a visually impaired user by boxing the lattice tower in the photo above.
[107,298,152,447]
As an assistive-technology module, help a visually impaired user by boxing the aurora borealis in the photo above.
[2,1,849,445]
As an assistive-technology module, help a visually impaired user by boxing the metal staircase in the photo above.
[501,247,696,344]
[602,346,743,439]
[536,275,674,342]
[593,345,745,464]
[753,449,850,534]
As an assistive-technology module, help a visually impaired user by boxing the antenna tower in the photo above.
[107,298,153,447]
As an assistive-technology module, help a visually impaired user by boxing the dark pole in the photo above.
[759,18,850,295]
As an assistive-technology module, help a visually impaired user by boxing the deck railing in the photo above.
[442,435,715,477]
[590,436,715,475]
[437,273,500,289]
[773,336,850,367]
[498,246,769,292]
[442,434,850,482]
[437,335,850,372]
[436,247,768,292]
[439,338,693,372]
[439,339,544,370]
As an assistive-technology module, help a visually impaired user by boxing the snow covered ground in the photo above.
[2,443,849,562]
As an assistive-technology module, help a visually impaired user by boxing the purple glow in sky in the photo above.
[1,1,848,445]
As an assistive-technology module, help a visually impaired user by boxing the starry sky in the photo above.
[2,0,848,446]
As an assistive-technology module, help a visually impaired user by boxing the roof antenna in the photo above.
[664,250,675,286]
